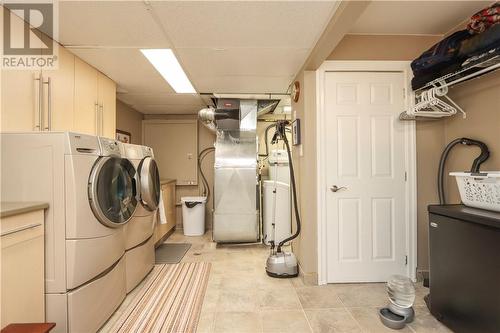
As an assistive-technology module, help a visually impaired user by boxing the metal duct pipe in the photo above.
[257,100,280,117]
[198,107,216,132]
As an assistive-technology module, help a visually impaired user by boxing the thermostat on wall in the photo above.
[292,119,301,146]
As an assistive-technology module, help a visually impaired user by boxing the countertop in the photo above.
[428,204,500,229]
[160,178,176,185]
[1,202,49,218]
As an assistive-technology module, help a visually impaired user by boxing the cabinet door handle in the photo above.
[100,104,104,136]
[34,74,43,131]
[95,102,99,135]
[43,77,51,131]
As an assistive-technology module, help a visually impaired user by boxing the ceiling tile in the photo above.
[58,1,342,107]
[351,1,492,35]
[151,1,339,48]
[176,47,309,78]
[117,93,204,106]
[134,104,204,115]
[68,47,177,94]
[193,75,294,94]
[59,1,169,48]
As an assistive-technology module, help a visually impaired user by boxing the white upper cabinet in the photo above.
[98,73,117,139]
[74,57,99,135]
[1,7,116,137]
[74,57,117,139]
[41,44,75,132]
[1,7,43,132]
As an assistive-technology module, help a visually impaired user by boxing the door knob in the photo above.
[330,185,347,192]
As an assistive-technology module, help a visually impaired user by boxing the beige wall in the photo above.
[415,72,500,270]
[293,34,443,280]
[116,100,143,144]
[327,34,441,61]
[143,114,216,230]
[417,23,500,270]
[291,70,319,282]
[444,72,500,201]
[295,33,500,278]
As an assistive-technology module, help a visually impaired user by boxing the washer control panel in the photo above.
[99,137,121,156]
[142,146,153,157]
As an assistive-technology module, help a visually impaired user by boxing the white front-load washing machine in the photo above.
[0,132,138,333]
[123,143,160,293]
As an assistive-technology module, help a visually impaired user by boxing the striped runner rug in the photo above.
[109,262,211,333]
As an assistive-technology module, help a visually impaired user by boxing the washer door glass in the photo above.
[89,157,138,227]
[138,156,161,211]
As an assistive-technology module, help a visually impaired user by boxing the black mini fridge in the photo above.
[428,204,500,333]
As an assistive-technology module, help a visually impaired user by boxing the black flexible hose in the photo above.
[199,148,214,197]
[438,137,489,204]
[277,124,301,251]
[198,147,215,201]
[259,123,278,157]
[469,139,490,173]
[199,153,211,199]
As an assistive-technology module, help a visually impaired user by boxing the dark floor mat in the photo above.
[155,243,191,264]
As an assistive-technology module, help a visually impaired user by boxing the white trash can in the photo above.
[181,196,207,236]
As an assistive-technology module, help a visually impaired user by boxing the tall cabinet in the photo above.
[1,7,43,131]
[98,73,117,139]
[74,57,98,135]
[1,8,116,138]
[72,58,116,139]
[40,45,75,132]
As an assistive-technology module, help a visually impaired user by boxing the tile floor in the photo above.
[170,231,451,333]
[103,231,452,333]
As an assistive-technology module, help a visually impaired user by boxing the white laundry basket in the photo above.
[181,196,207,236]
[450,172,500,212]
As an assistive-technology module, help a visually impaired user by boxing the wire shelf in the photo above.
[400,51,500,121]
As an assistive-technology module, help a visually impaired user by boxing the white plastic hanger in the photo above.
[405,83,466,119]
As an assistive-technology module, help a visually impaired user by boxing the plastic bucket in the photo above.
[181,196,207,236]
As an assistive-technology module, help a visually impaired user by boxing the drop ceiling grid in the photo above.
[136,104,205,115]
[58,1,170,48]
[68,48,177,94]
[117,93,203,106]
[150,1,339,49]
[150,0,340,95]
[60,1,341,113]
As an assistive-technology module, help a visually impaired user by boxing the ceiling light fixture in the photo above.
[140,49,196,94]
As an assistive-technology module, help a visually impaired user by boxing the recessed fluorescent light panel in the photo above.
[141,49,196,93]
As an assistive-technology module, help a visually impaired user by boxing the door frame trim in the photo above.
[316,61,417,285]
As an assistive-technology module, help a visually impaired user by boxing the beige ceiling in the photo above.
[350,1,492,35]
[59,1,340,114]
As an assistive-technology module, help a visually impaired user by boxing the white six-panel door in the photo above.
[325,71,407,283]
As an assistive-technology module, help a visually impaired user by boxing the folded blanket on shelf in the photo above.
[467,2,500,34]
[411,62,461,91]
[411,43,500,91]
[411,16,500,91]
[410,30,471,76]
[460,24,500,57]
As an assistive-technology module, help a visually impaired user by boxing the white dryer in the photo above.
[0,132,138,333]
[123,143,160,293]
